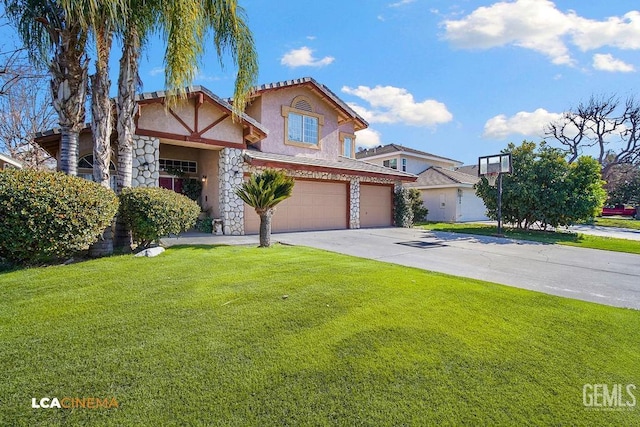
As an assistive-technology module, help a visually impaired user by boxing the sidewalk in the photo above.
[161,232,259,247]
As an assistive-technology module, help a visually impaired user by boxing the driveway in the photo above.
[276,227,640,310]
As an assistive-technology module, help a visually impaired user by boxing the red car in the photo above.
[601,205,637,217]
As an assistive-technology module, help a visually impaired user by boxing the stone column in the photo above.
[349,178,360,229]
[219,147,245,235]
[131,136,159,187]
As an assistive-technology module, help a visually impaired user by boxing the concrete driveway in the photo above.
[276,227,640,310]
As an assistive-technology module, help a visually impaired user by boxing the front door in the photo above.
[159,176,184,194]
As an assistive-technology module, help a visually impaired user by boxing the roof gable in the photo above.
[249,77,368,131]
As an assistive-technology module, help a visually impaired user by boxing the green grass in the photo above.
[1,245,638,426]
[592,216,640,230]
[419,222,640,255]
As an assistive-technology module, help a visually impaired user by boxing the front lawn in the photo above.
[1,245,638,426]
[419,222,640,255]
[592,216,640,230]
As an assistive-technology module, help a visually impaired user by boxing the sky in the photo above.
[6,0,640,165]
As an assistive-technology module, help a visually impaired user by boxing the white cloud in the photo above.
[592,53,635,72]
[342,85,453,127]
[280,47,334,68]
[443,0,640,67]
[483,108,562,139]
[389,0,415,7]
[355,128,383,148]
[149,67,164,77]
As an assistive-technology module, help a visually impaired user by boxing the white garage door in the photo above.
[360,184,393,228]
[244,180,348,234]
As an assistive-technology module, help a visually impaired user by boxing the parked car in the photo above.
[601,205,637,217]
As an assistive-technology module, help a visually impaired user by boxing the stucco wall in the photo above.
[458,188,489,222]
[421,188,459,222]
[137,99,243,143]
[250,87,355,160]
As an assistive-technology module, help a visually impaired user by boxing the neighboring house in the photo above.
[36,77,416,235]
[356,144,488,222]
[0,153,23,170]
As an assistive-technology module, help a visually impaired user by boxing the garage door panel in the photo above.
[244,179,347,234]
[360,184,392,228]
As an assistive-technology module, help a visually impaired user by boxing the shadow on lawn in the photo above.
[416,225,583,246]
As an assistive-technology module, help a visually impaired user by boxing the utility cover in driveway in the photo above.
[244,180,348,234]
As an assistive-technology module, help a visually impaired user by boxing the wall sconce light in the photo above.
[201,175,207,183]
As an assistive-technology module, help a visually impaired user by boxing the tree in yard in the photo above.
[408,188,428,222]
[545,94,640,175]
[112,0,258,251]
[4,0,89,176]
[236,170,294,248]
[476,141,606,230]
[0,75,57,169]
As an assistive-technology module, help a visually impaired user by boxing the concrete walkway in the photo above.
[162,227,640,310]
[568,224,640,241]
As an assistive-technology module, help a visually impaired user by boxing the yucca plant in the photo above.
[236,170,294,247]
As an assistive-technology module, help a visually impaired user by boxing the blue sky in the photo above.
[8,0,640,165]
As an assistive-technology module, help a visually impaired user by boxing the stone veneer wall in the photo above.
[131,135,160,187]
[219,147,245,235]
[247,164,400,230]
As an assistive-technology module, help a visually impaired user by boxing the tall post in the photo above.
[497,173,503,236]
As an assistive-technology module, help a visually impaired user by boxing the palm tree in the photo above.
[112,0,258,250]
[236,170,294,247]
[4,0,89,176]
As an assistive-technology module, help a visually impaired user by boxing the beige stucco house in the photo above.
[36,77,416,235]
[356,144,489,222]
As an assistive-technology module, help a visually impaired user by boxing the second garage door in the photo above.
[360,184,393,228]
[244,180,348,234]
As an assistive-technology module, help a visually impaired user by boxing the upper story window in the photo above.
[401,158,407,172]
[340,132,355,158]
[282,96,324,149]
[383,158,398,170]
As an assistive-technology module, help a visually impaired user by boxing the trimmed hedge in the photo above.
[119,187,200,248]
[0,169,119,265]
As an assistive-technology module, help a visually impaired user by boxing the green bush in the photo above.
[0,169,118,265]
[394,187,413,227]
[119,187,200,248]
[408,188,428,222]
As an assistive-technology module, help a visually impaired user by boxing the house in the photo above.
[0,152,23,170]
[35,77,416,235]
[356,144,488,222]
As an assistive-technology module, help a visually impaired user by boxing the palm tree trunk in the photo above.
[49,28,89,176]
[88,26,114,258]
[58,125,80,175]
[114,27,141,252]
[258,208,273,247]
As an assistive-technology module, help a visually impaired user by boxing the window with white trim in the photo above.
[401,158,407,172]
[383,159,398,170]
[282,96,324,148]
[340,132,355,158]
[159,158,197,174]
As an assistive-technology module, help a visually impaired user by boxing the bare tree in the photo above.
[0,75,57,169]
[545,94,640,175]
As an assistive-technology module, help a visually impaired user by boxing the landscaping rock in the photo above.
[134,247,165,258]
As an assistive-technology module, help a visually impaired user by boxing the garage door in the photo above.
[360,184,392,228]
[244,180,348,234]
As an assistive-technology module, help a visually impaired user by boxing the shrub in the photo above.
[119,187,200,248]
[0,169,118,265]
[394,187,413,227]
[408,188,428,222]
